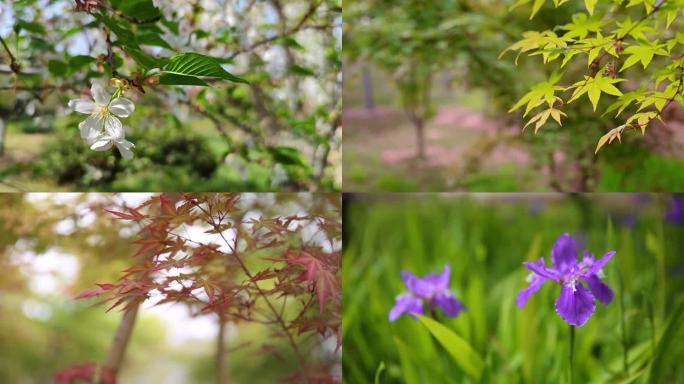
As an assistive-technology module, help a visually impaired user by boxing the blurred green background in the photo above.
[343,193,684,383]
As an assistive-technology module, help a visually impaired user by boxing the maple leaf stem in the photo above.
[214,227,310,377]
[619,0,667,39]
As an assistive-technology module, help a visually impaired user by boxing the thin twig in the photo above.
[0,36,20,74]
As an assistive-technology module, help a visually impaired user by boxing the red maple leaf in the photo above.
[281,251,339,312]
[54,362,96,383]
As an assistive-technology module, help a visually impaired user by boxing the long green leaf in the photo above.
[648,299,684,383]
[417,315,484,380]
[374,361,385,384]
[394,336,421,384]
[162,52,248,83]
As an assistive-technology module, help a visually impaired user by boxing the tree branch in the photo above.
[0,36,20,75]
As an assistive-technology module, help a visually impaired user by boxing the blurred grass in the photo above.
[343,194,684,383]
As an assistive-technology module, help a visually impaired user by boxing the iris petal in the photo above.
[551,233,578,272]
[523,258,560,281]
[555,283,596,327]
[516,274,547,308]
[388,294,424,321]
[109,98,135,117]
[585,274,614,304]
[432,291,465,317]
[422,264,451,292]
[401,270,437,298]
[587,250,615,276]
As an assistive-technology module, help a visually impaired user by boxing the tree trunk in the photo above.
[362,63,375,111]
[414,117,425,159]
[100,301,141,383]
[216,315,228,384]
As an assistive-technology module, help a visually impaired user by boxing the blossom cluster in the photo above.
[68,82,136,159]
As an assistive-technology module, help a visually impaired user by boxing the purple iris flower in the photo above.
[665,195,684,224]
[516,233,615,327]
[389,264,465,321]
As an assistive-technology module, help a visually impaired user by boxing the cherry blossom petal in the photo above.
[78,115,102,139]
[90,138,113,151]
[555,283,596,327]
[551,233,578,272]
[114,140,135,160]
[388,294,424,321]
[68,99,97,114]
[90,82,110,105]
[109,97,135,117]
[516,274,547,308]
[104,116,124,140]
[585,274,614,305]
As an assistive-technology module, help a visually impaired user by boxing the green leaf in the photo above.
[268,146,309,168]
[137,32,174,50]
[604,87,646,117]
[123,47,167,70]
[568,73,624,111]
[274,36,305,51]
[393,337,421,384]
[561,13,605,39]
[159,73,208,86]
[288,64,316,77]
[509,72,564,116]
[530,0,546,19]
[648,299,684,383]
[373,361,385,384]
[68,55,96,73]
[620,41,668,72]
[14,20,45,35]
[416,315,484,380]
[162,53,248,83]
[48,60,68,77]
[97,13,139,48]
[524,107,567,133]
[585,0,597,15]
[110,0,161,22]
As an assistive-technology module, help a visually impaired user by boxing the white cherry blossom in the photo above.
[68,83,136,159]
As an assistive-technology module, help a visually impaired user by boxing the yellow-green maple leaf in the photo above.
[523,107,567,133]
[595,124,627,153]
[567,72,625,111]
[509,72,565,116]
[620,41,668,71]
[585,0,598,15]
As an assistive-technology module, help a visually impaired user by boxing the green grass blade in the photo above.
[648,299,684,383]
[417,315,484,381]
[374,361,385,384]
